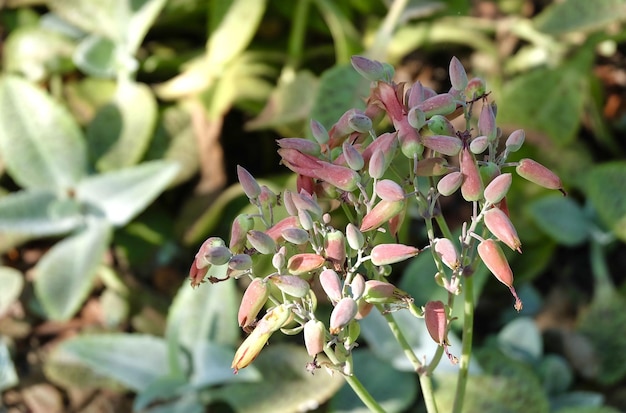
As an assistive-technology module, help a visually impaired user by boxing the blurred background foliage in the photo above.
[0,0,626,412]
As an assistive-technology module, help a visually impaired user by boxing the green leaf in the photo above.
[329,349,417,413]
[189,342,261,388]
[3,26,75,81]
[497,50,592,146]
[133,374,189,411]
[497,317,543,363]
[209,344,344,413]
[245,70,318,132]
[0,339,19,391]
[526,195,591,246]
[584,161,626,242]
[534,0,626,35]
[206,0,268,70]
[0,75,87,190]
[141,394,205,413]
[57,333,172,392]
[166,265,239,349]
[34,218,112,320]
[87,81,158,171]
[73,34,117,78]
[539,354,573,395]
[75,160,180,227]
[0,267,25,316]
[308,64,370,133]
[0,190,83,237]
[64,77,117,125]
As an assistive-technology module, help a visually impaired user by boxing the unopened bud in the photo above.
[268,274,311,298]
[265,216,300,242]
[407,81,424,107]
[399,131,424,158]
[516,158,565,195]
[350,273,365,300]
[464,77,486,100]
[407,106,426,129]
[281,227,309,245]
[483,207,521,252]
[272,249,286,271]
[324,230,347,269]
[368,149,387,179]
[310,119,329,145]
[237,165,261,200]
[428,114,456,136]
[449,56,469,91]
[277,138,321,156]
[238,278,269,327]
[437,171,464,196]
[303,320,326,356]
[376,179,405,202]
[247,230,276,255]
[351,55,386,82]
[460,147,483,201]
[229,214,255,252]
[342,140,365,170]
[282,190,298,216]
[360,199,405,232]
[477,239,522,311]
[434,238,460,270]
[258,185,277,208]
[287,253,325,275]
[415,93,457,118]
[204,245,232,266]
[298,209,314,231]
[505,129,525,152]
[329,297,358,334]
[425,300,449,345]
[370,243,420,266]
[291,190,323,218]
[346,223,365,250]
[478,102,497,142]
[422,135,462,156]
[362,280,395,303]
[319,269,343,303]
[195,237,227,268]
[484,173,512,204]
[469,135,489,154]
[228,253,253,271]
[348,112,373,133]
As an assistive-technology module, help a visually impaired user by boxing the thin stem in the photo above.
[369,0,410,60]
[452,271,474,413]
[284,0,310,77]
[323,347,385,412]
[590,235,615,302]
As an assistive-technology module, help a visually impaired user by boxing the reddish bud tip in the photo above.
[370,243,420,266]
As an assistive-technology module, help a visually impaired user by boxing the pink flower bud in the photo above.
[247,230,276,255]
[425,300,448,345]
[324,230,347,269]
[516,158,565,195]
[276,138,321,156]
[282,190,298,216]
[370,243,420,266]
[477,239,522,311]
[291,190,323,218]
[359,199,405,232]
[342,140,365,170]
[310,119,329,145]
[449,56,469,91]
[427,114,456,136]
[348,112,373,133]
[422,135,463,156]
[399,130,424,158]
[351,55,386,82]
[189,263,209,288]
[303,319,326,356]
[375,179,405,202]
[368,149,387,179]
[434,238,460,270]
[287,253,325,275]
[265,216,300,242]
[319,269,343,303]
[437,171,464,196]
[483,207,521,253]
[268,274,311,298]
[258,185,277,208]
[238,278,269,327]
[350,273,365,300]
[229,214,255,252]
[407,81,424,107]
[478,102,497,142]
[195,237,227,268]
[362,280,396,304]
[460,147,484,201]
[281,227,309,245]
[237,165,261,200]
[464,77,486,100]
[505,129,525,152]
[329,297,358,335]
[484,173,512,204]
[228,253,253,271]
[415,93,457,118]
[469,135,489,154]
[346,223,365,250]
[361,132,397,168]
[204,245,232,266]
[415,157,450,177]
[355,300,374,319]
[328,108,363,148]
[232,304,291,372]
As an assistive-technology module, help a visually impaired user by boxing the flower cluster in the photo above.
[189,56,564,374]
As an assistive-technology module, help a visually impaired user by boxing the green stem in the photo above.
[452,272,474,413]
[323,348,385,412]
[590,236,615,302]
[284,0,310,77]
[369,0,410,60]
